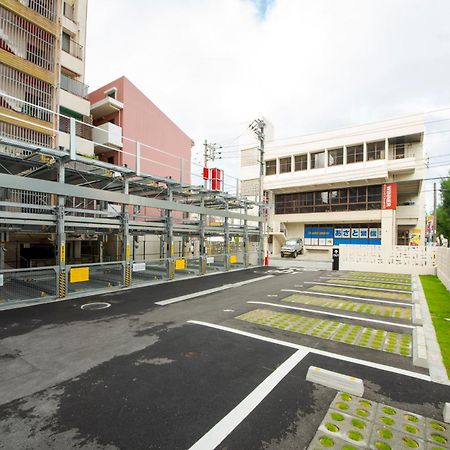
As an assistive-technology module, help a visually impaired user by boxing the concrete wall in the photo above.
[436,247,450,291]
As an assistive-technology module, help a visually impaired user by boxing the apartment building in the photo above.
[88,76,192,182]
[240,114,426,258]
[0,0,90,154]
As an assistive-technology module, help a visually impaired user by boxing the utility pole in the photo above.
[203,140,221,188]
[249,118,266,265]
[433,182,437,244]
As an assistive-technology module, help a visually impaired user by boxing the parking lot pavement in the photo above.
[1,266,449,449]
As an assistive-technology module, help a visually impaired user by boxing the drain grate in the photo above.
[80,302,111,311]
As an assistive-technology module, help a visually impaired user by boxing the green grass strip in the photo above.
[236,308,411,356]
[282,294,411,320]
[310,284,411,301]
[419,275,450,378]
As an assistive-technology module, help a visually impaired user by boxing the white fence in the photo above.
[436,247,450,291]
[339,245,437,275]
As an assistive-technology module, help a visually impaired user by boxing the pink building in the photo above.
[88,76,192,183]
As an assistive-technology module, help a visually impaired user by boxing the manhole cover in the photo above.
[80,302,111,311]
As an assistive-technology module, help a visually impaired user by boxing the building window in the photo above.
[367,141,385,160]
[294,154,307,171]
[392,143,405,159]
[274,185,382,214]
[265,160,276,176]
[328,148,343,166]
[347,144,363,163]
[62,32,71,53]
[311,151,325,169]
[279,157,291,174]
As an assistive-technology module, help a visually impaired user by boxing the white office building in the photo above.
[240,114,426,259]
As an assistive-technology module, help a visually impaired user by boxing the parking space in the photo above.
[0,265,449,449]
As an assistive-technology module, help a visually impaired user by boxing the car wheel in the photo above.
[281,254,284,258]
[293,251,297,258]
[300,248,304,255]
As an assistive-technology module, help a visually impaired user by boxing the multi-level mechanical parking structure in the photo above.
[0,99,264,308]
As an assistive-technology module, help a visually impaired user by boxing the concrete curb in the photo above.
[412,326,428,369]
[306,366,364,396]
[444,403,450,424]
[415,275,450,385]
[412,304,423,325]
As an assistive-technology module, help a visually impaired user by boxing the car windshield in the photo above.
[285,240,297,246]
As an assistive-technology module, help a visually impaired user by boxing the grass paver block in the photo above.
[307,392,450,450]
[419,275,450,379]
[346,271,411,281]
[326,279,411,291]
[237,309,411,356]
[282,294,411,320]
[310,284,412,302]
[336,276,411,286]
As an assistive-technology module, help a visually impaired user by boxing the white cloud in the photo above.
[86,0,450,204]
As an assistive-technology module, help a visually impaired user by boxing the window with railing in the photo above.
[0,63,53,122]
[0,6,55,71]
[347,144,363,163]
[311,150,325,169]
[367,140,385,160]
[279,157,291,174]
[63,1,75,20]
[275,185,382,214]
[265,159,276,175]
[0,122,52,157]
[328,147,343,166]
[59,113,93,141]
[61,32,83,60]
[60,73,88,97]
[26,0,57,22]
[294,154,307,171]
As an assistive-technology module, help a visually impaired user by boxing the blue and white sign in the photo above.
[360,228,368,238]
[351,228,360,238]
[342,228,350,238]
[334,228,342,238]
[369,228,378,239]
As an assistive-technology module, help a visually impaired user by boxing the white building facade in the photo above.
[240,114,426,259]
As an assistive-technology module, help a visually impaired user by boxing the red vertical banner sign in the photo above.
[381,183,397,210]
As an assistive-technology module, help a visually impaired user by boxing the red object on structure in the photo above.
[203,167,209,180]
[211,168,222,190]
[264,252,269,266]
[382,183,397,210]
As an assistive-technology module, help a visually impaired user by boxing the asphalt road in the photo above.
[0,266,449,449]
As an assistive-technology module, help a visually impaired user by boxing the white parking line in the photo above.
[188,349,307,450]
[305,281,411,293]
[155,275,274,306]
[283,289,412,307]
[246,301,414,329]
[187,320,430,381]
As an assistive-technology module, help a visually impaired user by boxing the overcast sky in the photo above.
[86,0,450,210]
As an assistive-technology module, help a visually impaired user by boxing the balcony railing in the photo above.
[59,115,93,141]
[389,143,415,160]
[60,73,88,98]
[62,37,84,60]
[19,0,56,21]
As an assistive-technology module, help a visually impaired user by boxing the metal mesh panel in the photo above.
[0,267,56,304]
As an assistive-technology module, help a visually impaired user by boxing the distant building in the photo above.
[88,76,192,183]
[240,114,426,258]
